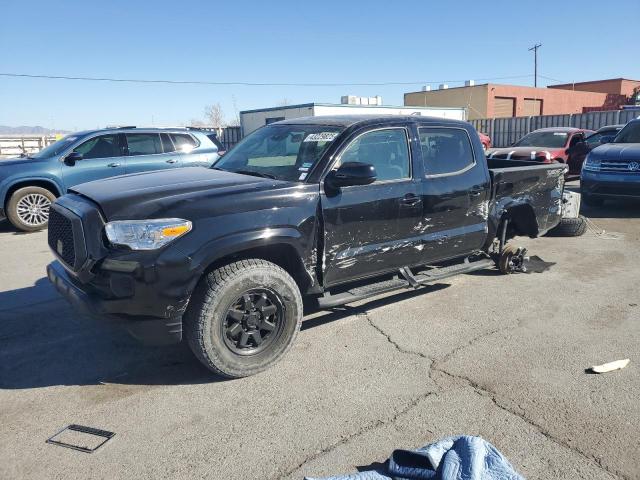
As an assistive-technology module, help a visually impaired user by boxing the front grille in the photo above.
[48,208,76,267]
[601,161,640,173]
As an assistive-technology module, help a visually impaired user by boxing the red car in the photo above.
[486,127,594,177]
[478,132,491,151]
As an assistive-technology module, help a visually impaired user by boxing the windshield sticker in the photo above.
[304,132,339,143]
[298,172,308,180]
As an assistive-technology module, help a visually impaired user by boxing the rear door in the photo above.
[415,126,490,263]
[124,132,181,173]
[321,125,423,286]
[61,133,126,189]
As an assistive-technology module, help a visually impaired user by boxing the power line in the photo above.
[0,72,535,87]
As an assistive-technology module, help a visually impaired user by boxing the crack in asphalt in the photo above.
[285,309,625,480]
[276,390,437,480]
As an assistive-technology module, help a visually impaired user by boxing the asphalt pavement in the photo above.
[1,196,638,480]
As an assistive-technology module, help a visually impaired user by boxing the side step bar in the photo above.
[317,257,495,309]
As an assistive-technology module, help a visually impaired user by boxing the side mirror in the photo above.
[599,135,614,144]
[326,162,377,189]
[64,151,83,166]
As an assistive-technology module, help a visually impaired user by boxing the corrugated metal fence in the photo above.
[220,126,242,150]
[471,109,640,147]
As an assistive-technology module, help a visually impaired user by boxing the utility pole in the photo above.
[528,43,542,87]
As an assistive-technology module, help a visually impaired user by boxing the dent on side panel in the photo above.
[489,166,565,238]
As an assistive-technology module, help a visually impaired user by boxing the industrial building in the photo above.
[239,97,466,135]
[404,78,640,120]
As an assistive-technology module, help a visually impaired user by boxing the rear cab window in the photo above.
[419,128,475,176]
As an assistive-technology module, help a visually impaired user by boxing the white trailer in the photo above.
[240,103,467,136]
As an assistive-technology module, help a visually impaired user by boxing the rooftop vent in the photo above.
[465,80,475,87]
[439,84,449,90]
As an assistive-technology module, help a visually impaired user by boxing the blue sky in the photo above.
[1,0,638,131]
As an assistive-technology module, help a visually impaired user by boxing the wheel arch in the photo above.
[194,234,317,296]
[4,178,62,210]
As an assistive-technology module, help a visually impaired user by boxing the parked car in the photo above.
[581,118,640,205]
[487,127,594,178]
[585,124,625,149]
[478,132,491,151]
[187,127,227,156]
[47,115,566,378]
[0,127,221,231]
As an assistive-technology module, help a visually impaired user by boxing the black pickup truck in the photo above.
[47,116,566,377]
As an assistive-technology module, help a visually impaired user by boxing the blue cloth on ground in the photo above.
[305,435,524,480]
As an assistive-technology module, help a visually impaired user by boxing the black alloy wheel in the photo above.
[222,289,284,355]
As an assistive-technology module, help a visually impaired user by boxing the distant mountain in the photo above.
[0,125,70,135]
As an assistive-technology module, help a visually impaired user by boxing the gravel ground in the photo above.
[1,192,638,480]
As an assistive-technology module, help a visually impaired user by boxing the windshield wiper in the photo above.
[233,169,276,179]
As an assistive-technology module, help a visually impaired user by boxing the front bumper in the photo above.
[47,260,185,345]
[581,170,640,199]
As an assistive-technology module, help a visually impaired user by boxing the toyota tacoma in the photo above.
[47,116,566,378]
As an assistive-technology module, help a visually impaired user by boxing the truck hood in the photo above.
[70,167,286,220]
[487,146,563,160]
[589,143,640,161]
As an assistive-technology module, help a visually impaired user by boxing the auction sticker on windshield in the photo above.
[304,132,339,142]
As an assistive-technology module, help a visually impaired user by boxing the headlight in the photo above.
[105,218,192,250]
[583,155,601,172]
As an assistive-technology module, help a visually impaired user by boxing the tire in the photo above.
[582,194,604,207]
[185,259,303,378]
[498,244,518,274]
[546,216,587,237]
[6,186,56,232]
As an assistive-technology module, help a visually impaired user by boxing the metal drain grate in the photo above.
[46,424,115,453]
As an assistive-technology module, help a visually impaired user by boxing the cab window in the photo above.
[419,128,475,176]
[73,134,121,159]
[338,128,411,182]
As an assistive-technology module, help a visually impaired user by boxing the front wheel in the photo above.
[185,259,303,378]
[6,186,56,232]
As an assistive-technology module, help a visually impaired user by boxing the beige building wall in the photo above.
[404,85,488,120]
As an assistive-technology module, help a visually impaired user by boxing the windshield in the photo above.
[31,134,83,159]
[213,124,344,182]
[514,131,569,148]
[614,122,640,143]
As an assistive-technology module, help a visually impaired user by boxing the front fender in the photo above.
[188,227,307,272]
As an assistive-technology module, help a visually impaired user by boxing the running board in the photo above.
[317,257,495,309]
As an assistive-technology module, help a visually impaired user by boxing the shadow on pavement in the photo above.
[0,278,451,390]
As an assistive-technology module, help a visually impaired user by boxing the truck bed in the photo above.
[487,158,566,237]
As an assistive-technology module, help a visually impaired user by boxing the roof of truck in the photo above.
[275,115,469,128]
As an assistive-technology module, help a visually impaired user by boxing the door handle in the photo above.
[166,159,177,164]
[400,194,422,206]
[107,162,120,168]
[469,187,484,197]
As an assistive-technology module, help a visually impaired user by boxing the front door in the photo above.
[61,133,126,189]
[416,126,490,263]
[321,127,422,287]
[124,132,181,174]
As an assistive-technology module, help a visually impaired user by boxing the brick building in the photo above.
[404,78,639,120]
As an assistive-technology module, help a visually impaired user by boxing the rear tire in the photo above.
[184,259,303,378]
[498,244,518,274]
[546,216,587,237]
[6,186,56,232]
